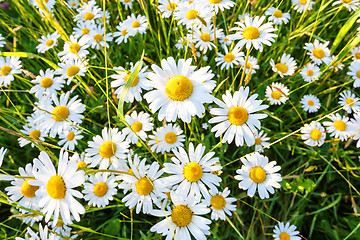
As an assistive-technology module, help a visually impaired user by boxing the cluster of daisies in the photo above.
[0,0,359,239]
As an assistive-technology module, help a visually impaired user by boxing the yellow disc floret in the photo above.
[342,0,352,3]
[355,52,360,60]
[275,63,288,74]
[45,39,54,47]
[312,48,325,59]
[136,177,153,195]
[224,53,235,62]
[1,66,12,76]
[165,132,177,144]
[186,10,198,20]
[132,121,143,132]
[308,100,314,106]
[334,120,347,131]
[300,0,307,5]
[52,106,69,122]
[99,141,117,158]
[271,91,282,100]
[121,29,128,36]
[167,3,177,10]
[67,66,80,77]
[200,33,211,42]
[82,28,90,35]
[228,107,248,126]
[132,21,141,28]
[93,182,108,197]
[69,43,81,54]
[279,232,290,240]
[346,98,354,106]
[94,34,103,43]
[67,132,75,141]
[29,130,41,140]
[183,162,203,182]
[310,129,322,141]
[124,73,139,87]
[255,137,262,145]
[46,175,66,200]
[307,70,314,76]
[250,166,267,183]
[21,180,39,198]
[209,0,222,3]
[41,77,53,88]
[171,205,193,227]
[243,26,260,40]
[356,70,360,79]
[210,194,226,210]
[84,12,95,20]
[166,75,193,101]
[273,10,283,18]
[77,161,87,169]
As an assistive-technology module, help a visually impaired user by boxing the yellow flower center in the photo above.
[300,0,307,5]
[356,70,360,79]
[99,141,117,158]
[29,130,41,140]
[56,221,64,227]
[228,106,248,126]
[182,39,189,45]
[40,77,53,88]
[310,129,322,141]
[183,162,203,182]
[171,205,193,227]
[93,182,108,197]
[255,137,262,145]
[342,0,352,3]
[132,121,143,132]
[124,0,131,2]
[45,39,54,47]
[166,75,193,101]
[67,66,80,77]
[306,70,314,76]
[273,10,283,18]
[136,177,153,195]
[84,12,95,20]
[21,180,39,198]
[94,33,103,43]
[52,106,69,122]
[101,16,107,23]
[246,63,252,69]
[200,33,211,42]
[186,10,198,20]
[124,73,139,87]
[210,194,226,210]
[279,232,290,240]
[312,48,325,59]
[71,2,76,6]
[243,26,260,40]
[209,0,222,3]
[271,91,282,100]
[224,53,235,62]
[346,98,354,106]
[355,52,360,60]
[1,66,12,76]
[250,167,267,183]
[67,132,75,141]
[132,21,140,28]
[167,3,177,10]
[69,43,81,53]
[308,100,314,106]
[165,132,177,144]
[224,37,229,41]
[46,175,66,200]
[77,161,87,169]
[121,29,128,36]
[334,120,347,131]
[82,28,90,35]
[275,63,288,74]
[128,168,134,175]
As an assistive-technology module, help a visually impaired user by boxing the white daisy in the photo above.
[174,2,212,29]
[88,25,113,50]
[72,20,96,42]
[215,45,244,70]
[36,32,60,53]
[67,0,79,9]
[203,187,236,221]
[301,121,326,147]
[253,129,270,152]
[18,121,47,148]
[150,191,211,240]
[270,53,297,77]
[235,152,282,199]
[83,173,117,208]
[58,127,83,151]
[16,224,58,240]
[0,147,7,167]
[219,34,233,46]
[30,0,56,13]
[70,152,91,169]
[265,7,291,25]
[349,112,360,147]
[158,0,180,18]
[291,0,315,13]
[198,0,235,14]
[239,55,259,74]
[329,55,345,71]
[148,123,185,154]
[123,14,148,36]
[120,0,134,10]
[30,150,85,227]
[116,154,147,192]
[0,56,22,87]
[348,60,360,87]
[209,87,268,146]
[229,15,278,52]
[300,63,321,82]
[57,58,87,85]
[300,94,321,113]
[58,35,89,62]
[333,0,359,12]
[323,113,351,141]
[113,21,132,44]
[144,57,215,123]
[29,69,65,99]
[265,82,290,105]
[97,9,111,25]
[273,222,301,240]
[194,25,223,53]
[76,0,101,23]
[175,34,192,50]
[339,90,360,114]
[304,39,331,65]
[350,46,360,61]
[111,61,152,103]
[49,219,73,238]
[85,127,130,169]
[122,111,154,144]
[162,143,222,198]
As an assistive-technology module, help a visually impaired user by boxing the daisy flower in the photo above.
[198,0,235,14]
[203,187,236,221]
[209,87,268,146]
[301,121,326,147]
[67,0,79,9]
[349,112,360,147]
[70,152,91,169]
[219,34,233,46]
[113,21,132,44]
[111,61,152,103]
[162,143,222,198]
[158,0,180,18]
[76,0,101,23]
[144,57,215,123]
[36,32,60,53]
[304,39,331,65]
[121,158,167,214]
[174,2,212,29]
[339,90,360,114]
[120,0,133,10]
[58,35,89,62]
[123,14,148,36]
[16,224,58,240]
[49,219,73,238]
[88,25,113,49]
[58,127,83,151]
[175,34,192,50]
[235,152,282,199]
[57,58,87,84]
[229,15,278,52]
[270,53,297,77]
[350,46,360,61]
[150,191,211,240]
[35,91,86,138]
[0,33,5,49]
[348,61,360,87]
[194,25,223,53]
[30,0,56,13]
[215,45,244,70]
[292,0,315,13]
[0,147,7,167]
[83,173,118,208]
[29,69,65,99]
[300,94,321,113]
[72,20,96,42]
[265,82,290,105]
[265,7,291,25]
[300,63,321,82]
[97,9,111,25]
[239,55,260,74]
[122,111,154,144]
[253,129,270,152]
[116,154,146,192]
[273,222,301,240]
[323,113,351,141]
[18,121,47,147]
[333,0,359,12]
[85,127,130,169]
[0,56,22,87]
[148,123,185,154]
[30,150,85,227]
